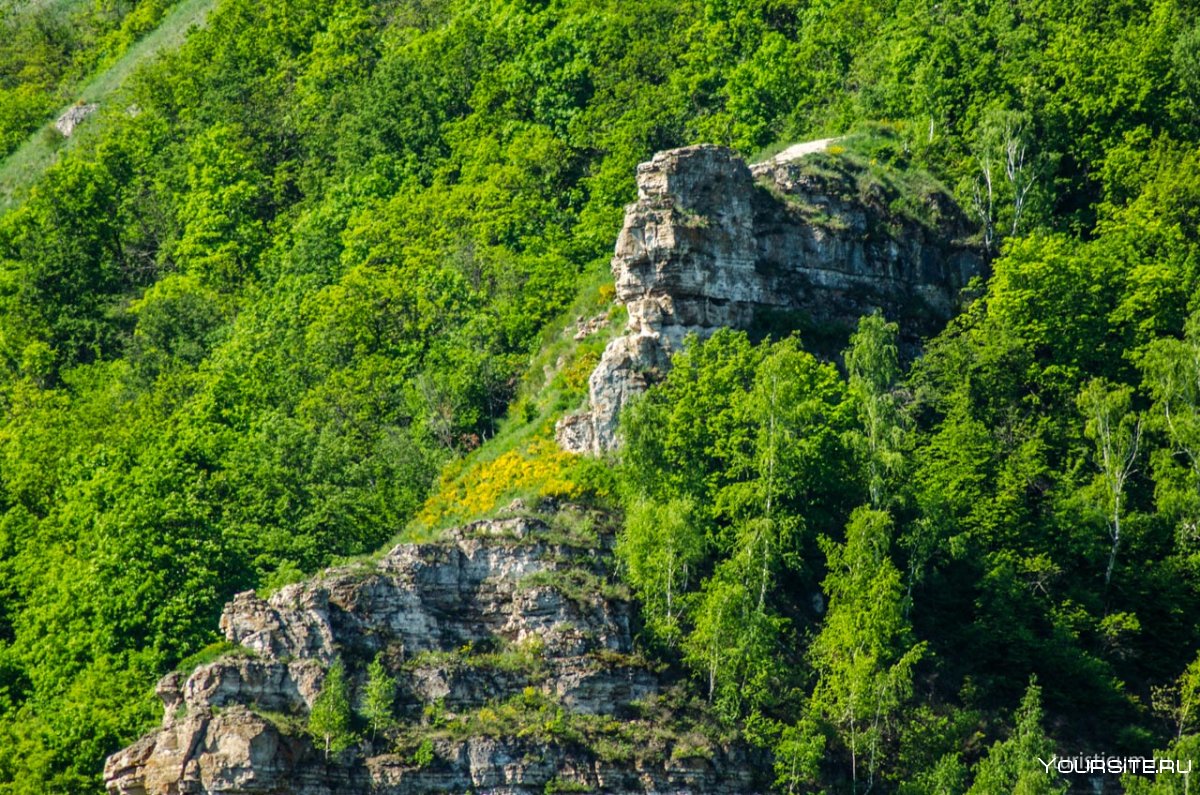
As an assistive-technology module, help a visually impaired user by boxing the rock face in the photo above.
[556,144,982,454]
[105,509,763,795]
[55,102,99,136]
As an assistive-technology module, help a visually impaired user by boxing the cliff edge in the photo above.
[104,506,762,795]
[556,143,982,455]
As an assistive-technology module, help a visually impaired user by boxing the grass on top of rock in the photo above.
[393,688,728,767]
[517,566,631,609]
[403,636,549,678]
[173,640,256,673]
[253,707,308,737]
[457,500,610,550]
[586,647,667,675]
[759,122,959,232]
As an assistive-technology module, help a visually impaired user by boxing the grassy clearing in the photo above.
[78,0,212,101]
[0,0,214,213]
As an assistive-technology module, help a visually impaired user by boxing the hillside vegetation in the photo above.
[0,0,186,159]
[0,0,1198,792]
[0,0,214,212]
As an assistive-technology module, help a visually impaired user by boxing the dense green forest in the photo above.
[1,0,1199,791]
[0,0,188,158]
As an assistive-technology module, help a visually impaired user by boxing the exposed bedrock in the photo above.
[556,144,982,454]
[105,512,763,795]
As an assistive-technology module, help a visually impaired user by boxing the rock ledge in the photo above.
[105,509,762,794]
[557,144,981,454]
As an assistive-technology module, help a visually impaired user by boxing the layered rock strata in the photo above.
[557,144,982,454]
[105,509,761,794]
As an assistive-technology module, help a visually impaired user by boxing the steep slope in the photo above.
[103,139,983,795]
[0,0,214,212]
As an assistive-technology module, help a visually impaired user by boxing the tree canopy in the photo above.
[0,0,1199,791]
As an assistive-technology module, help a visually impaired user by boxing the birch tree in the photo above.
[1141,311,1200,542]
[809,508,925,793]
[1077,378,1142,587]
[361,653,396,738]
[968,110,1039,252]
[721,337,848,613]
[309,659,353,759]
[617,496,705,646]
[844,313,904,510]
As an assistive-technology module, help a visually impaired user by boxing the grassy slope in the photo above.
[0,0,215,213]
[0,0,81,22]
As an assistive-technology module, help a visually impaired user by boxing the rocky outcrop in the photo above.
[105,508,763,794]
[55,102,99,136]
[557,144,982,454]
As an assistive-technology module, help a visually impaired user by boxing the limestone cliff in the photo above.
[102,142,979,795]
[556,144,982,455]
[105,505,763,795]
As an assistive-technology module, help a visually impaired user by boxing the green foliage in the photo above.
[772,716,826,794]
[619,331,858,723]
[518,567,629,610]
[1122,734,1200,794]
[360,654,396,738]
[1077,378,1143,586]
[966,680,1066,795]
[0,0,182,162]
[0,0,1198,791]
[616,497,705,647]
[308,659,353,759]
[1151,650,1200,741]
[173,641,240,673]
[1141,309,1200,558]
[544,778,592,794]
[1127,654,1200,793]
[411,737,435,768]
[809,508,926,792]
[395,686,729,773]
[845,313,905,509]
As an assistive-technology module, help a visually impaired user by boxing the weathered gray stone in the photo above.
[55,103,99,136]
[574,312,611,340]
[182,658,326,715]
[105,512,764,794]
[557,143,982,454]
[364,738,760,795]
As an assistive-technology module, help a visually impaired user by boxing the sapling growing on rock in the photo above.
[309,659,353,759]
[362,653,397,738]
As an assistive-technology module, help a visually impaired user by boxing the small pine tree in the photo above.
[308,659,353,759]
[361,653,397,738]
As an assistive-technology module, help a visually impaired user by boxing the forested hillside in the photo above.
[0,0,1198,791]
[0,0,188,158]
